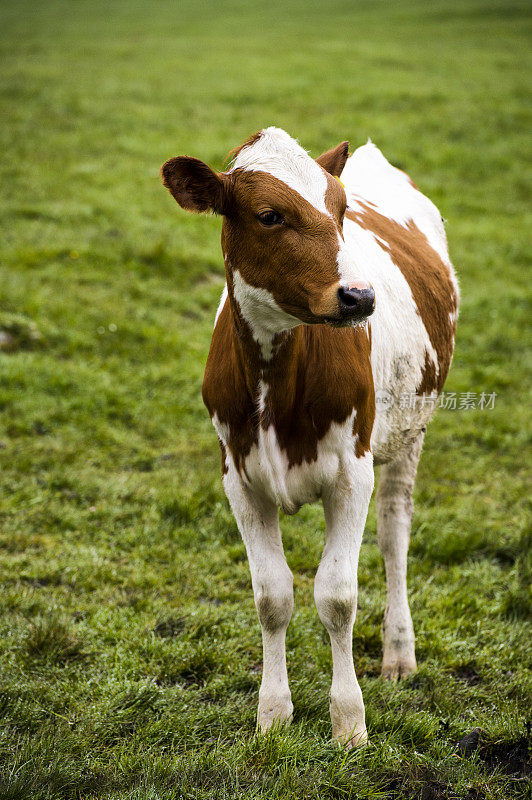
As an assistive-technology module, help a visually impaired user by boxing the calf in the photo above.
[162,127,459,747]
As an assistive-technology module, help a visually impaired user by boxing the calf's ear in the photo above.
[161,156,232,215]
[316,141,350,177]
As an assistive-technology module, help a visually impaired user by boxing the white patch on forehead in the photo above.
[232,269,300,359]
[231,126,330,216]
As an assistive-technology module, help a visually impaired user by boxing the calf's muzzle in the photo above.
[337,282,375,320]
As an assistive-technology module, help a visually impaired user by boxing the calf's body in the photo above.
[162,128,459,746]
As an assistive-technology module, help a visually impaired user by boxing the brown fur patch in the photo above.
[417,350,438,396]
[260,324,374,466]
[346,204,458,394]
[202,295,259,473]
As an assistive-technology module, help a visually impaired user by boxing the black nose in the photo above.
[337,285,375,318]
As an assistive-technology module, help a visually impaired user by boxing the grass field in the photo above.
[0,0,531,797]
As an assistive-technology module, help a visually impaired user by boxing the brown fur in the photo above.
[202,296,259,473]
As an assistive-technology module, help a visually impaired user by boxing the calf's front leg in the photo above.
[315,454,374,747]
[223,469,294,731]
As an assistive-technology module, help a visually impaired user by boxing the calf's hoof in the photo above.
[257,693,293,733]
[330,692,367,749]
[381,653,417,681]
[333,725,368,749]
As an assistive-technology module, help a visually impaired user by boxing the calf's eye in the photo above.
[258,210,284,227]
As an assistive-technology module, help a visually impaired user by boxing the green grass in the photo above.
[0,0,531,797]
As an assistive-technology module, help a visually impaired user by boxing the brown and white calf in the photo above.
[162,127,459,747]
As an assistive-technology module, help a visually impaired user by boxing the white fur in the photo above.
[316,449,374,745]
[376,431,423,679]
[212,412,230,447]
[336,230,367,288]
[343,144,459,306]
[231,126,330,216]
[232,269,300,359]
[223,462,294,730]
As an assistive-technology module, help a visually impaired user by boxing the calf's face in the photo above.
[162,128,374,334]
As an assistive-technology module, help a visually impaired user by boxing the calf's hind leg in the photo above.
[377,431,424,680]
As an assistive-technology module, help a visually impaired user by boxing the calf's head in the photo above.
[162,127,374,338]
